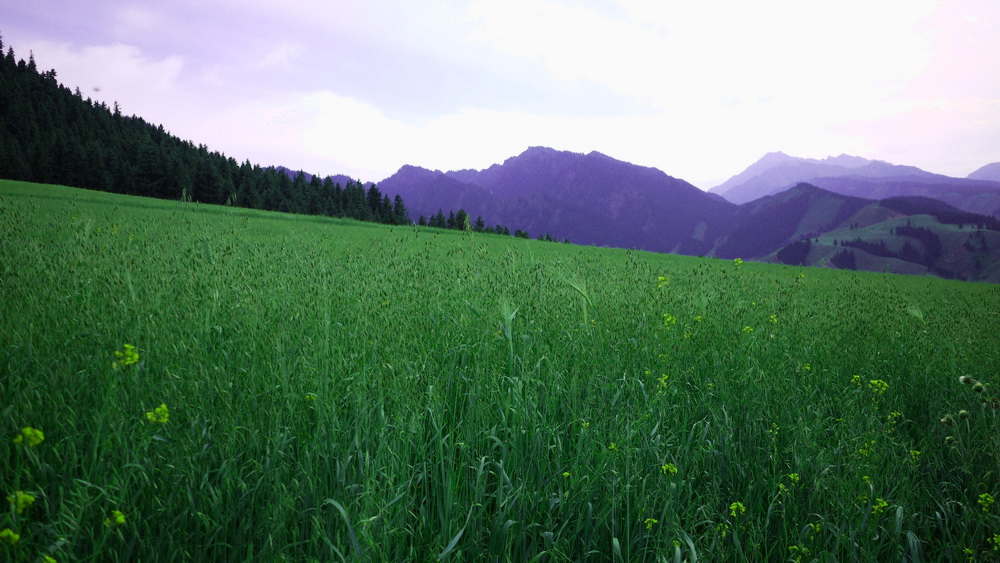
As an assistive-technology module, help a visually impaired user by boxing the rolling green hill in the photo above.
[721,185,1000,282]
[2,179,999,562]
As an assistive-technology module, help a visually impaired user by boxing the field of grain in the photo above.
[2,179,999,562]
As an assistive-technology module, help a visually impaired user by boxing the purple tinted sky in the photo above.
[4,0,999,188]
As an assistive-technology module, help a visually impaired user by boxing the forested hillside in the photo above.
[0,35,409,225]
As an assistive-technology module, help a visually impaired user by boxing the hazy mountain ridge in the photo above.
[711,152,1000,216]
[380,147,736,254]
[380,148,1000,281]
[968,162,1000,182]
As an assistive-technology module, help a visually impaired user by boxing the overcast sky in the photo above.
[5,0,999,188]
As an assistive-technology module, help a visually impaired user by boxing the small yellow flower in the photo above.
[802,363,811,372]
[867,379,889,397]
[645,518,658,530]
[145,403,169,424]
[788,473,800,484]
[104,509,126,526]
[742,326,754,334]
[7,491,35,514]
[662,313,677,328]
[304,393,317,401]
[113,344,140,369]
[12,426,44,447]
[608,442,618,451]
[733,258,744,266]
[0,528,19,544]
[769,314,778,324]
[562,471,570,478]
[657,276,671,289]
[729,501,746,517]
[872,498,888,515]
[661,463,678,475]
[581,421,590,429]
[979,492,995,512]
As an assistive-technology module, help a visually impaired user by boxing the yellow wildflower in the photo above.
[661,463,678,475]
[12,426,44,447]
[6,491,35,514]
[104,509,126,526]
[645,518,658,530]
[0,528,19,544]
[729,501,746,517]
[112,343,140,369]
[979,493,995,512]
[304,393,317,401]
[145,403,169,424]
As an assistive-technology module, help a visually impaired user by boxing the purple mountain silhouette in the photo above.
[378,147,735,253]
[968,162,1000,182]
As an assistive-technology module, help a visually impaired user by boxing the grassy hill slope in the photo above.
[2,180,999,562]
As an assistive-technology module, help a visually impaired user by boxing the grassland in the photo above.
[2,179,999,562]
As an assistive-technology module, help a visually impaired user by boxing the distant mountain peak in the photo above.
[968,162,1000,182]
[821,154,871,168]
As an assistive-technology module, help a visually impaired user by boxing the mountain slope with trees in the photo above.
[0,35,409,225]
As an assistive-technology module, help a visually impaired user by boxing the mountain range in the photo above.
[709,152,1000,216]
[377,148,1000,282]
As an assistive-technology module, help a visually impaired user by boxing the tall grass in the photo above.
[2,180,999,561]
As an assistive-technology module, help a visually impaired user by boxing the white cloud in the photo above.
[16,39,186,119]
[256,43,303,70]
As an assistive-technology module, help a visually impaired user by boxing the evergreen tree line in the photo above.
[0,36,408,225]
[892,225,942,266]
[830,249,857,270]
[414,208,562,242]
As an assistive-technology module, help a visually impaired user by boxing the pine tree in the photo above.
[392,194,409,225]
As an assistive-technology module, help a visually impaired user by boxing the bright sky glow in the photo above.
[4,0,999,187]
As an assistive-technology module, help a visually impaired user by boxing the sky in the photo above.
[4,0,999,188]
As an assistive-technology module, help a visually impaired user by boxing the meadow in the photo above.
[1,179,999,562]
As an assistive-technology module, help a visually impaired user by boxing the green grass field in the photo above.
[2,179,999,562]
